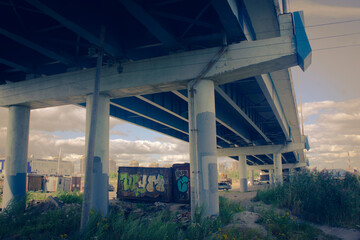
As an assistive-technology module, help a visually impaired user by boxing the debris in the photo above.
[48,196,64,209]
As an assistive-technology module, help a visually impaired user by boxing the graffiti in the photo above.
[146,175,165,192]
[175,169,188,179]
[177,176,189,192]
[119,173,165,197]
[175,169,189,200]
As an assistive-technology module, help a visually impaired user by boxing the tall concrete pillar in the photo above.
[194,79,219,217]
[239,155,248,192]
[249,170,254,186]
[2,105,30,209]
[85,94,110,216]
[269,169,275,185]
[273,153,283,184]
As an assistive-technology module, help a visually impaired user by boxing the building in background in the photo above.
[109,159,117,173]
[129,161,139,167]
[28,158,74,176]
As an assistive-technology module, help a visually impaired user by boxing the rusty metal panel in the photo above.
[27,175,43,191]
[117,167,172,202]
[172,163,190,203]
[71,177,81,191]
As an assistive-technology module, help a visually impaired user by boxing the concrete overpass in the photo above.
[0,0,311,218]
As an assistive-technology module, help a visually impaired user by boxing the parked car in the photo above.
[218,182,231,191]
[108,184,115,192]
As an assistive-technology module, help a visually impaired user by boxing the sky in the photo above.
[0,0,359,171]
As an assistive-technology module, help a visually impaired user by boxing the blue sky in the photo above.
[0,0,359,171]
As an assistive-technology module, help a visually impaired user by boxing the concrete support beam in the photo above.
[239,155,247,192]
[85,94,110,216]
[217,142,306,157]
[269,169,274,185]
[193,79,219,217]
[248,162,306,171]
[2,105,30,208]
[249,170,254,186]
[273,153,283,184]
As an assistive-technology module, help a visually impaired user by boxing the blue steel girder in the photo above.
[25,0,123,57]
[172,90,252,145]
[211,0,247,43]
[111,97,188,134]
[0,27,77,66]
[216,84,273,143]
[110,96,232,148]
[109,104,189,142]
[0,57,32,73]
[118,0,182,50]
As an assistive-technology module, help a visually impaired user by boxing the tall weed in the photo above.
[255,169,360,227]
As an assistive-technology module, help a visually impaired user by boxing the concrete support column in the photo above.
[2,105,30,209]
[239,155,248,192]
[85,94,110,216]
[273,153,283,184]
[249,170,254,186]
[194,79,219,217]
[269,169,275,185]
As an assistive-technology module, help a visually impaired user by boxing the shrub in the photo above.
[255,169,360,227]
[257,210,334,240]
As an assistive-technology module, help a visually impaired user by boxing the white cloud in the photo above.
[303,98,360,170]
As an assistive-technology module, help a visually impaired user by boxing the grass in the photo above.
[257,210,338,240]
[26,190,83,204]
[0,195,243,240]
[255,169,360,227]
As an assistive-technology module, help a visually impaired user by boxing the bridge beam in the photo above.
[247,162,306,171]
[2,105,30,209]
[217,142,306,157]
[0,16,301,108]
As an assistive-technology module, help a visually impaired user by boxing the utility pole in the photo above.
[80,26,105,230]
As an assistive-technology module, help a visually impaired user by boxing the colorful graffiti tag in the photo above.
[119,173,165,197]
[174,169,189,200]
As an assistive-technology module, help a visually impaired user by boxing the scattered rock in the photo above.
[48,196,64,208]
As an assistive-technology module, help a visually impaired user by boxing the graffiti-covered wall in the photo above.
[117,164,190,203]
[117,167,173,202]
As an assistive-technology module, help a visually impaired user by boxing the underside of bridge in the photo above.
[0,0,311,218]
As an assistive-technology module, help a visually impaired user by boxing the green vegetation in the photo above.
[255,169,360,227]
[0,195,243,240]
[26,191,83,204]
[0,197,80,240]
[109,172,118,179]
[257,210,336,240]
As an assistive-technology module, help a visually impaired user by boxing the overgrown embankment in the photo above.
[255,169,360,228]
